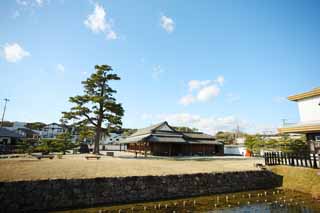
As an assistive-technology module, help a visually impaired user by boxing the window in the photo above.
[2,139,9,145]
[315,136,320,142]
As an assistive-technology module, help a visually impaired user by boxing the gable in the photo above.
[156,123,175,132]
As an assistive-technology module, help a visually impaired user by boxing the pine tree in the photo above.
[62,65,124,154]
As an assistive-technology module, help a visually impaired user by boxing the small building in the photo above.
[224,144,247,156]
[120,121,224,156]
[87,132,126,152]
[41,123,65,139]
[15,127,40,139]
[0,128,22,154]
[278,87,320,154]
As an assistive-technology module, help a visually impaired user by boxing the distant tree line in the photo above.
[244,134,308,154]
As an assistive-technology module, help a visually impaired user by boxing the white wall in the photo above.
[224,145,247,156]
[297,96,320,123]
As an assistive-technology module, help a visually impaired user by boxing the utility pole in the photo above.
[281,118,287,126]
[0,98,9,128]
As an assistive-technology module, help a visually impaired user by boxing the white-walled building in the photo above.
[88,132,126,151]
[279,87,320,153]
[41,123,65,139]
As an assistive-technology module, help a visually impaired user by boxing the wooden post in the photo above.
[304,153,308,167]
[292,153,296,166]
[313,153,318,169]
[309,153,313,168]
[144,142,147,158]
[284,152,288,165]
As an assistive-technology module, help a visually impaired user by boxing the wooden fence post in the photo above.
[304,153,308,167]
[264,153,267,165]
[309,153,313,168]
[313,153,318,169]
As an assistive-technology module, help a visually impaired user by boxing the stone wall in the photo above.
[0,171,282,212]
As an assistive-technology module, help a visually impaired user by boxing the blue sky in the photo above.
[1,0,319,134]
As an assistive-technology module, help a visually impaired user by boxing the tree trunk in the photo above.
[94,126,101,154]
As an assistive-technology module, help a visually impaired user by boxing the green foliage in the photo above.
[34,133,77,154]
[215,131,235,144]
[78,125,95,143]
[14,138,38,154]
[244,134,308,154]
[26,122,47,130]
[173,126,198,133]
[62,65,124,153]
[122,128,137,137]
[0,121,13,127]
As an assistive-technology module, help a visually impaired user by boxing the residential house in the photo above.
[0,128,22,154]
[41,123,65,139]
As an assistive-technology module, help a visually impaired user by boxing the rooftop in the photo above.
[0,128,22,138]
[288,87,320,101]
[120,121,221,145]
[278,121,320,134]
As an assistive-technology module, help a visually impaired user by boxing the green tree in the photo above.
[216,131,235,144]
[244,135,262,153]
[173,126,198,132]
[122,128,137,137]
[26,122,46,130]
[62,65,124,154]
[78,125,95,143]
[34,134,76,154]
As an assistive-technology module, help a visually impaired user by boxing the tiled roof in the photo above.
[119,121,220,145]
[0,128,22,138]
[182,132,215,140]
[129,121,167,137]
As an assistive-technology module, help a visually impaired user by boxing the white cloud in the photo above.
[141,112,277,134]
[35,0,43,6]
[215,75,224,86]
[179,94,196,106]
[188,80,211,92]
[197,85,220,102]
[106,30,117,40]
[57,64,65,72]
[179,76,224,105]
[160,15,175,33]
[152,65,164,80]
[2,43,30,63]
[16,0,45,7]
[141,113,248,134]
[84,3,118,40]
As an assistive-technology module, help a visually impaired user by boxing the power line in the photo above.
[0,98,10,128]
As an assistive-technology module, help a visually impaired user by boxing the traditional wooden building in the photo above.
[278,87,320,154]
[120,121,223,156]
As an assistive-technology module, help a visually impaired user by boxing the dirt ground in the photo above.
[0,152,264,182]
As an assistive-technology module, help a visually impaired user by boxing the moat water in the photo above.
[57,189,320,213]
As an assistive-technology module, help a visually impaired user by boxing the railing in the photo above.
[264,152,319,169]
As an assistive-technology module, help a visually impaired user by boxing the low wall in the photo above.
[0,171,282,212]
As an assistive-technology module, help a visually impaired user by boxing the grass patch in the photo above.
[271,166,320,199]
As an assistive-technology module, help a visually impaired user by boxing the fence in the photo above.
[264,152,319,169]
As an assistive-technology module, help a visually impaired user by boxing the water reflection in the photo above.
[56,189,320,213]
